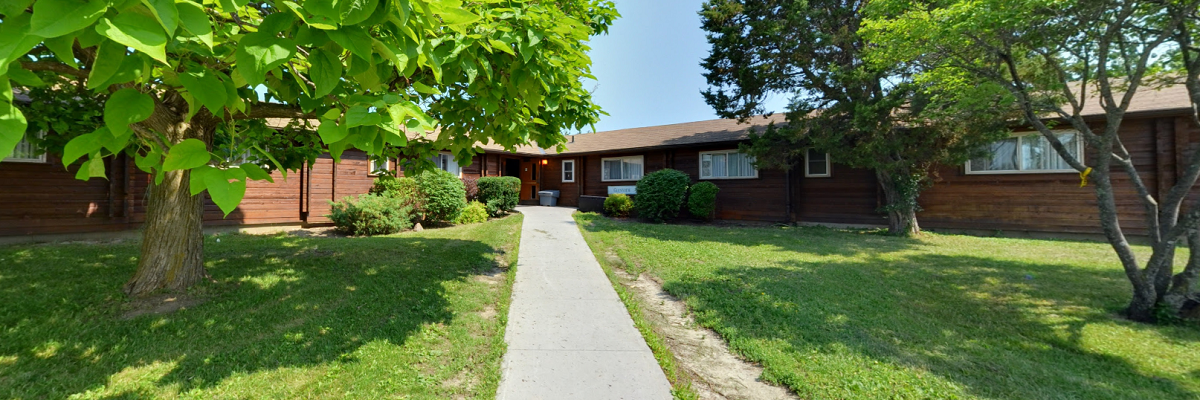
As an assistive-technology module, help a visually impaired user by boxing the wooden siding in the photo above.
[793,164,883,226]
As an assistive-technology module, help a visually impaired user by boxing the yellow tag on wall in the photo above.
[1080,167,1093,188]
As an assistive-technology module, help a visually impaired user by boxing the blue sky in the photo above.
[582,0,790,133]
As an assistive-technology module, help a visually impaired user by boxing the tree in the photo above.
[862,0,1200,321]
[698,0,1011,235]
[0,0,618,297]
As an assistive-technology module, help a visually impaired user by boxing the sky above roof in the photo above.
[581,0,791,133]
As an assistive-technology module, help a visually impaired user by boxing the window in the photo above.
[432,152,463,177]
[369,157,391,175]
[601,155,644,181]
[967,131,1081,174]
[700,150,758,179]
[562,159,575,182]
[4,131,45,163]
[805,149,830,177]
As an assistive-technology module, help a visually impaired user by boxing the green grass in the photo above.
[574,213,1200,400]
[0,215,522,400]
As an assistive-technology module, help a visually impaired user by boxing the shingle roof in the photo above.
[1077,82,1193,116]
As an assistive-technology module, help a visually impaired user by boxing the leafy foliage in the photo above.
[603,193,633,218]
[328,193,413,235]
[476,176,520,216]
[634,169,689,223]
[1,0,620,216]
[700,0,1012,234]
[687,181,719,220]
[415,169,466,222]
[454,201,488,224]
[369,175,424,217]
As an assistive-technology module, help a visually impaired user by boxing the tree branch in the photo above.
[19,60,87,79]
[232,102,315,120]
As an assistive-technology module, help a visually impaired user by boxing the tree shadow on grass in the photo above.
[663,253,1200,400]
[0,232,507,398]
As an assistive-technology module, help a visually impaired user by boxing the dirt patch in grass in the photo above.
[119,294,207,320]
[611,267,796,400]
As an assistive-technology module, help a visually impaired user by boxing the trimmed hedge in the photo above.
[462,177,480,201]
[328,194,414,235]
[454,201,489,224]
[634,169,690,223]
[604,193,633,217]
[477,176,521,216]
[687,181,720,220]
[415,170,467,222]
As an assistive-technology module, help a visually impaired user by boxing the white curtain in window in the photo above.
[603,159,622,180]
[712,154,727,177]
[701,154,712,178]
[1022,133,1076,170]
[971,137,1018,171]
[624,158,643,180]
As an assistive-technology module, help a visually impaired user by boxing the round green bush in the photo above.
[454,201,489,224]
[477,176,521,216]
[415,169,467,222]
[327,194,414,236]
[369,175,424,216]
[687,181,720,220]
[634,169,690,223]
[604,193,634,217]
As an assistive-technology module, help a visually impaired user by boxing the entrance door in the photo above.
[519,159,539,201]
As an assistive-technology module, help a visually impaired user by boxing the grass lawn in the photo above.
[0,215,522,399]
[575,213,1200,400]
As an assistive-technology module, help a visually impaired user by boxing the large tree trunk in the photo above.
[877,169,921,236]
[123,103,216,297]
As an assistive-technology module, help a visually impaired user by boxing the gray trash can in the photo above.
[538,190,560,206]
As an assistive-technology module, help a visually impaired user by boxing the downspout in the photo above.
[785,167,793,223]
[331,159,337,203]
[299,164,308,222]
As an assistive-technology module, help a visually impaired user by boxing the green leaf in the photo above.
[317,119,348,143]
[95,52,147,88]
[8,66,46,87]
[322,108,341,119]
[143,0,180,34]
[30,0,108,38]
[162,138,210,171]
[309,48,342,97]
[0,13,44,77]
[104,88,154,135]
[176,0,213,48]
[75,153,107,180]
[240,163,274,182]
[44,34,80,69]
[411,81,440,95]
[437,8,479,25]
[344,105,380,127]
[103,126,131,154]
[135,146,162,173]
[87,40,126,90]
[0,102,28,161]
[95,13,169,64]
[326,26,374,60]
[179,69,227,115]
[204,170,246,216]
[62,130,104,166]
[251,144,287,179]
[189,165,216,195]
[303,0,343,24]
[340,0,379,25]
[235,32,298,86]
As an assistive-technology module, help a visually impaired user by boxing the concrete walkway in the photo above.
[497,206,672,400]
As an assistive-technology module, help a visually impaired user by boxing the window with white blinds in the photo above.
[601,156,644,181]
[967,131,1081,174]
[700,150,757,179]
[3,132,45,163]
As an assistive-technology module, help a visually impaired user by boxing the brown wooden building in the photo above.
[2,85,1196,239]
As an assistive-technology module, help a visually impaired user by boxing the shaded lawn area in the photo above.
[574,213,1200,400]
[0,214,522,399]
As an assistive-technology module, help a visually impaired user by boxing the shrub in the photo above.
[635,169,690,223]
[327,194,413,235]
[454,201,489,224]
[415,170,467,222]
[687,181,720,220]
[477,176,521,215]
[462,177,480,201]
[369,175,424,216]
[604,194,634,217]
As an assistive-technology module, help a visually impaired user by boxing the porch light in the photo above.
[542,159,548,165]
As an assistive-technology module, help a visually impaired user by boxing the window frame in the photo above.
[600,155,645,182]
[804,149,831,178]
[562,159,576,183]
[699,149,759,180]
[965,130,1083,175]
[3,131,47,163]
[433,152,464,177]
[368,157,391,176]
